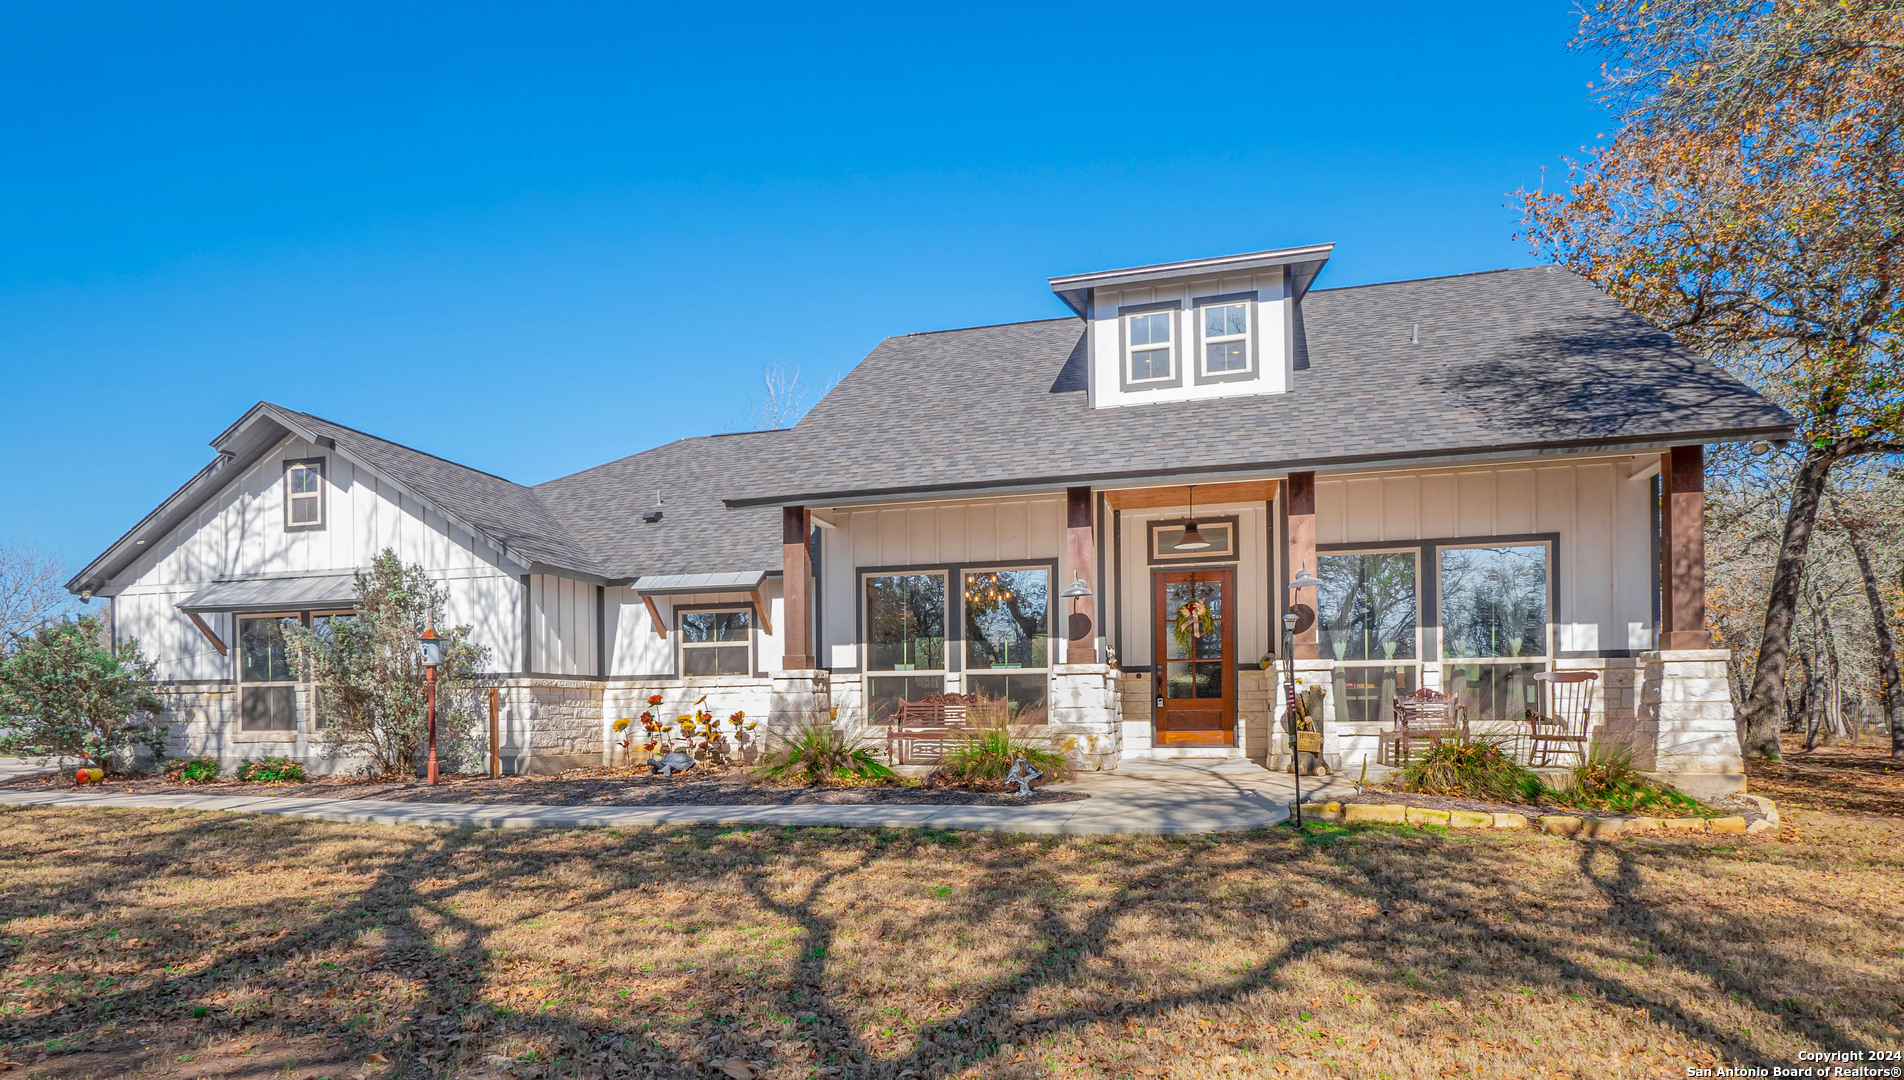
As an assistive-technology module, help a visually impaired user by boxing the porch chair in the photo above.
[885,693,979,765]
[1378,687,1469,765]
[1525,671,1598,768]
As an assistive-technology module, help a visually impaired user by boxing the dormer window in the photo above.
[285,460,324,530]
[1201,301,1250,375]
[1121,305,1180,388]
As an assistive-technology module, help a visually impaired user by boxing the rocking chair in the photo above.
[1524,671,1598,767]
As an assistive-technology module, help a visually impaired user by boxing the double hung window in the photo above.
[1125,311,1174,383]
[1201,301,1250,375]
[285,461,324,528]
[239,615,302,731]
[680,610,752,675]
[962,567,1051,722]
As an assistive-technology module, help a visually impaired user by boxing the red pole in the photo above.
[426,662,439,785]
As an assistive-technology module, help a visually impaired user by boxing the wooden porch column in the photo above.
[1286,472,1318,659]
[1064,486,1097,663]
[781,505,816,669]
[1659,445,1711,650]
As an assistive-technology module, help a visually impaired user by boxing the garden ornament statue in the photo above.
[648,751,698,776]
[1004,755,1042,797]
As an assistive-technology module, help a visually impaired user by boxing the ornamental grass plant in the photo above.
[754,717,895,785]
[929,721,1070,787]
[1566,742,1708,815]
[1398,734,1546,804]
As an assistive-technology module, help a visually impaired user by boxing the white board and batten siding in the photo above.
[1314,458,1659,654]
[604,581,786,679]
[527,574,598,677]
[106,436,523,681]
[816,496,1070,670]
[1086,266,1293,410]
[1114,501,1275,671]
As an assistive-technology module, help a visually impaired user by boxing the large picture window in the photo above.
[239,615,300,731]
[963,567,1050,723]
[680,609,752,676]
[1439,544,1550,726]
[1319,551,1420,724]
[865,572,947,722]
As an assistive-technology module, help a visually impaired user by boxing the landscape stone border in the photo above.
[1294,791,1779,839]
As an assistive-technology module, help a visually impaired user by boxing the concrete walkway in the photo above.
[0,758,1366,835]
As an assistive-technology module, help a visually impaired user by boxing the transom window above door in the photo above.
[1201,301,1250,375]
[1125,310,1174,383]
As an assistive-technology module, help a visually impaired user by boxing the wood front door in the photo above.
[1151,569,1235,746]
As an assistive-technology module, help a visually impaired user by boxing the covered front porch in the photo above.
[763,446,1743,792]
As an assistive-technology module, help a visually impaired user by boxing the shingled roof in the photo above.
[726,266,1794,506]
[532,430,792,580]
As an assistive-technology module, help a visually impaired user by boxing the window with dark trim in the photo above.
[1125,311,1174,383]
[962,567,1051,723]
[238,615,301,731]
[864,572,947,722]
[680,609,752,676]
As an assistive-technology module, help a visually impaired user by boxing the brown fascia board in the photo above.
[719,422,1796,510]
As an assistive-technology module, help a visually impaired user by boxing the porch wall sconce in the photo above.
[1060,574,1093,598]
[1177,485,1211,550]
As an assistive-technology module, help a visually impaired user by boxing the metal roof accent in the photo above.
[178,573,361,614]
[631,571,768,595]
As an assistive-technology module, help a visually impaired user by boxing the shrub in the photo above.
[289,550,491,778]
[1563,743,1707,815]
[236,756,307,784]
[755,719,894,784]
[1398,735,1546,804]
[163,756,222,784]
[0,616,165,767]
[930,725,1070,787]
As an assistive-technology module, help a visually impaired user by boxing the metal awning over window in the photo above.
[629,571,772,638]
[178,574,359,615]
[630,571,768,595]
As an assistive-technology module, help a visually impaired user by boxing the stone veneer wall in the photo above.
[1048,664,1121,770]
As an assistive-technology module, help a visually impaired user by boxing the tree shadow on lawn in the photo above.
[1,809,1896,1078]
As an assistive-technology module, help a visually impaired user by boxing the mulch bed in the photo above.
[0,764,1087,807]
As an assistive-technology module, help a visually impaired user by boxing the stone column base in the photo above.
[770,669,832,732]
[1641,648,1743,783]
[1049,664,1121,770]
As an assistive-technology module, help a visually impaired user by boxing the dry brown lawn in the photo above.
[0,777,1899,1079]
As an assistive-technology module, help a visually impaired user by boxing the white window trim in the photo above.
[1125,310,1176,385]
[285,459,326,531]
[677,606,754,677]
[1199,301,1253,377]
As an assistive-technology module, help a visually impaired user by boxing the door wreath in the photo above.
[1171,598,1215,654]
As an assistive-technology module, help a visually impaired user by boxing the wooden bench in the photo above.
[885,693,978,765]
[1378,687,1469,765]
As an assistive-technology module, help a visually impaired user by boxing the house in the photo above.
[67,245,1792,793]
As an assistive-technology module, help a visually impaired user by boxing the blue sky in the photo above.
[0,2,1605,572]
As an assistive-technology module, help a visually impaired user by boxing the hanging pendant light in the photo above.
[1178,484,1211,550]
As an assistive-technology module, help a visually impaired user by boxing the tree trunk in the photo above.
[1844,520,1904,759]
[1739,446,1837,759]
